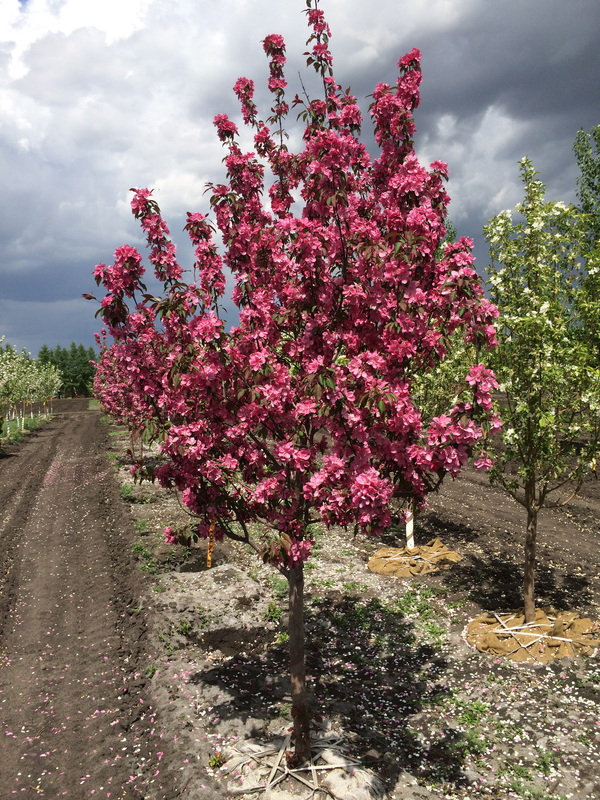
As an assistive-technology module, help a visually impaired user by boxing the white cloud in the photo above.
[417,105,535,225]
[5,0,150,79]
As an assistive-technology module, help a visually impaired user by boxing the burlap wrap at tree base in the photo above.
[465,608,600,664]
[367,537,461,577]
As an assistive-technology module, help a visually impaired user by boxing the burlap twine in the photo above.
[465,607,600,663]
[367,537,462,577]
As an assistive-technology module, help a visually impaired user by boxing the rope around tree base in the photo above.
[220,731,385,799]
[464,607,600,664]
[367,537,462,577]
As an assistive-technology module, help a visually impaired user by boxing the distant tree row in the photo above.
[0,340,63,424]
[37,342,97,397]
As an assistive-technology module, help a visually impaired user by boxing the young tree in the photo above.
[573,125,600,364]
[484,157,600,624]
[34,363,63,414]
[574,124,600,246]
[0,343,62,434]
[92,1,498,761]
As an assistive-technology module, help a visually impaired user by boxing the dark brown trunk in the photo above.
[523,478,538,623]
[287,564,311,764]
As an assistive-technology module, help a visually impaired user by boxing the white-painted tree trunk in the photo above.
[406,504,415,549]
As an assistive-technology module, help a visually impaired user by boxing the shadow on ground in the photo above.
[437,549,593,613]
[188,594,486,792]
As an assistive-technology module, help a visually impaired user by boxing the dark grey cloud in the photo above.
[1,0,598,354]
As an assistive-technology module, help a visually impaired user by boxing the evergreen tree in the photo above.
[37,343,97,396]
[574,124,600,247]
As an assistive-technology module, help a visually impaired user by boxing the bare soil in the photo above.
[1,402,599,799]
[0,400,181,799]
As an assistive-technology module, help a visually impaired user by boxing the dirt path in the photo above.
[0,400,179,799]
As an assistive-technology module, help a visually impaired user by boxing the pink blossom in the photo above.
[286,539,312,567]
[263,34,285,52]
[130,188,154,216]
[163,526,178,545]
[248,351,268,370]
[213,114,238,141]
[268,77,287,93]
[307,8,331,37]
[474,452,494,471]
[189,314,223,341]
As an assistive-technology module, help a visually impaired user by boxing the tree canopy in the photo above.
[92,0,498,760]
[38,343,97,397]
[573,125,600,364]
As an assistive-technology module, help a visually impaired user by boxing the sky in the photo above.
[1,0,598,356]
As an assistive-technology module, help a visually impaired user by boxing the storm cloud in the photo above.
[1,0,598,353]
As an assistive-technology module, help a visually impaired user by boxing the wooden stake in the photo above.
[207,522,215,568]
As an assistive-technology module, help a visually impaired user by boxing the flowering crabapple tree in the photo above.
[485,158,600,624]
[92,0,498,762]
[93,328,167,464]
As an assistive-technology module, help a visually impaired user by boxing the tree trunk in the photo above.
[523,478,538,624]
[405,502,415,549]
[287,563,311,764]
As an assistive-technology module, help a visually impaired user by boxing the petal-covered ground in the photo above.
[1,403,598,799]
[0,400,209,799]
[110,423,600,799]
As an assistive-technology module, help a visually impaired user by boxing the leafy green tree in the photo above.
[574,124,600,246]
[0,342,62,436]
[573,125,600,363]
[38,345,70,394]
[484,157,600,623]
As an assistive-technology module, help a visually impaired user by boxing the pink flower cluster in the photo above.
[92,0,498,572]
[94,245,144,297]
